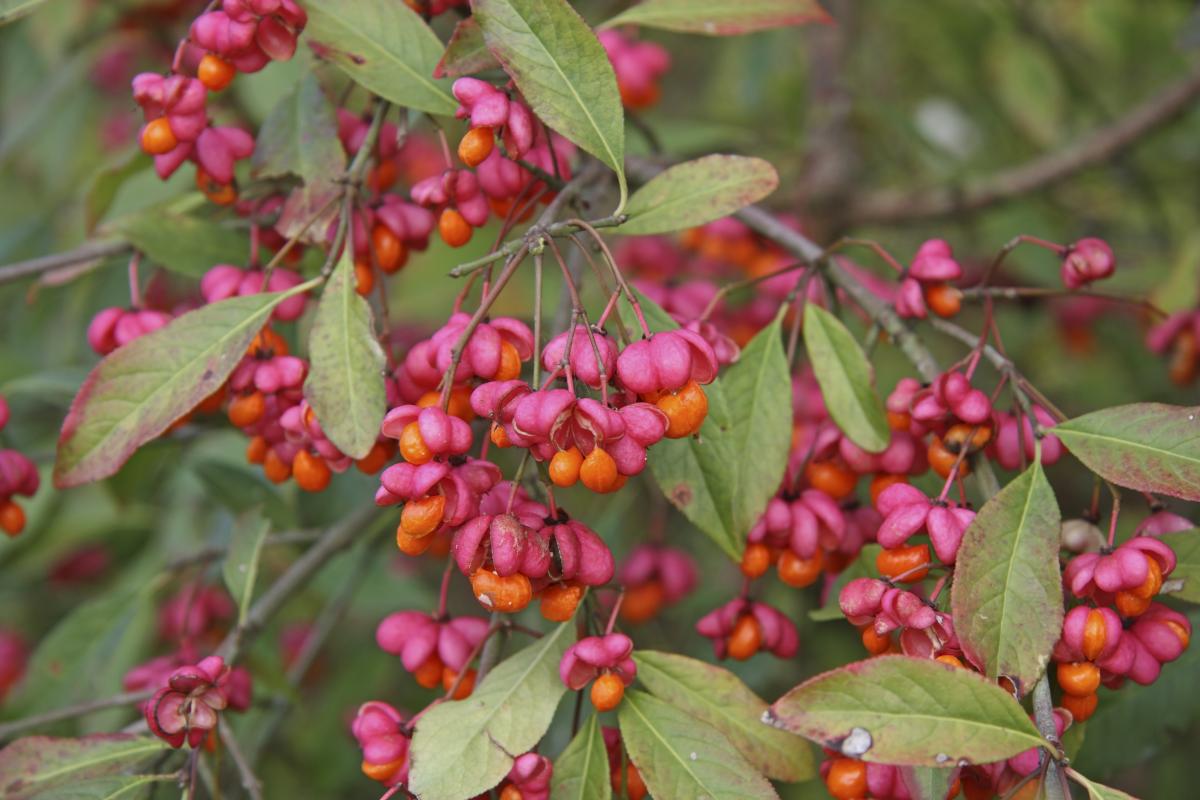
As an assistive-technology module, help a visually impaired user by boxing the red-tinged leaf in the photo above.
[767,656,1046,766]
[435,17,501,79]
[254,72,344,244]
[0,735,169,800]
[951,461,1062,693]
[1053,403,1200,501]
[601,0,831,35]
[54,284,315,488]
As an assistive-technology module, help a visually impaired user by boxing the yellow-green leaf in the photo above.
[472,0,627,210]
[618,690,777,799]
[634,650,814,782]
[408,622,574,800]
[768,655,1046,765]
[803,304,889,453]
[602,0,830,35]
[305,252,387,458]
[620,155,778,235]
[549,715,608,800]
[951,461,1062,691]
[304,0,456,115]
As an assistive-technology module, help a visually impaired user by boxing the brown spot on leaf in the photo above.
[670,483,694,507]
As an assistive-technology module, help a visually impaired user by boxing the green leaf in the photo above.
[619,155,779,235]
[252,72,345,242]
[767,655,1047,765]
[83,149,143,233]
[622,292,790,558]
[1066,769,1140,800]
[55,283,316,488]
[0,735,170,800]
[222,507,270,626]
[634,650,814,782]
[621,290,740,559]
[723,311,793,543]
[951,461,1062,691]
[1053,404,1200,501]
[303,0,456,115]
[472,0,627,210]
[1160,530,1200,603]
[107,212,249,278]
[602,0,831,35]
[409,622,575,800]
[435,17,502,79]
[191,459,290,525]
[803,305,889,453]
[0,0,53,25]
[305,251,387,458]
[810,544,881,622]
[549,714,609,800]
[618,690,777,799]
[16,586,154,714]
[253,73,345,183]
[900,766,957,800]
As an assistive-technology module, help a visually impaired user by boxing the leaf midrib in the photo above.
[58,293,290,481]
[791,704,1045,751]
[988,467,1045,679]
[624,158,775,232]
[307,1,453,113]
[337,259,370,450]
[455,623,569,748]
[623,694,726,798]
[806,308,887,450]
[1056,427,1200,466]
[637,658,771,746]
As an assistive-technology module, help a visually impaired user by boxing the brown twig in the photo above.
[0,689,155,741]
[726,201,942,382]
[218,718,264,800]
[846,65,1200,224]
[0,240,130,286]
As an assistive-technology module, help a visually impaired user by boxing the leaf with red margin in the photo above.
[54,283,315,487]
[435,17,502,79]
[767,656,1045,766]
[951,461,1062,692]
[601,0,831,35]
[1053,403,1200,501]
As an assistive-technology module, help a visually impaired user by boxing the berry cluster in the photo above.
[134,1,306,202]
